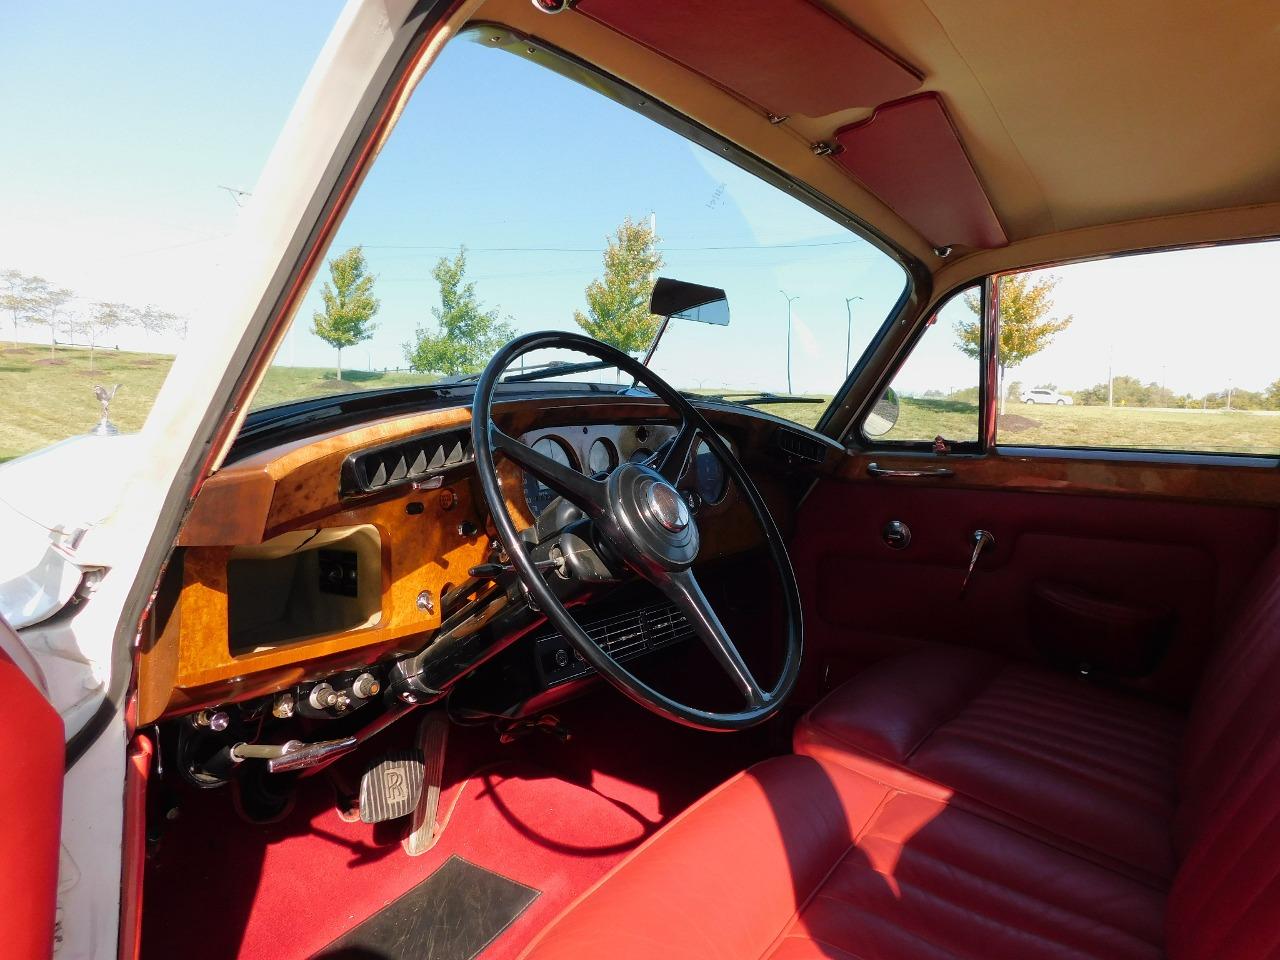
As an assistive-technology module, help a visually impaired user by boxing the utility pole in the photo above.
[844,296,864,375]
[1107,345,1114,408]
[780,290,799,393]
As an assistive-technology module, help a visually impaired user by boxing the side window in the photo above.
[993,243,1280,456]
[861,285,981,445]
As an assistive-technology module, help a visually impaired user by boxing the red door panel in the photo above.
[791,478,1278,707]
[0,624,64,960]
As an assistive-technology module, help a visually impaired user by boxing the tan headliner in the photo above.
[473,0,1280,292]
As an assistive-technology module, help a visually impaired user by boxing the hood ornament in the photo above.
[90,384,121,436]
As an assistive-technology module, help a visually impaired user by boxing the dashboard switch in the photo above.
[309,683,339,711]
[351,673,381,699]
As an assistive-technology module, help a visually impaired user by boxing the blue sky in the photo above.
[2,3,1276,400]
[0,0,344,346]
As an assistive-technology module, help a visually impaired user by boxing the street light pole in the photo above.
[844,295,864,375]
[780,290,799,393]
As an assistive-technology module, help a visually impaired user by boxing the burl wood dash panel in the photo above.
[140,397,797,722]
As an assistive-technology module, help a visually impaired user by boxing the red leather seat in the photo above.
[519,755,1166,960]
[520,550,1280,959]
[793,644,1182,882]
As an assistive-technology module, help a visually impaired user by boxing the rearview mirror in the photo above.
[649,277,729,326]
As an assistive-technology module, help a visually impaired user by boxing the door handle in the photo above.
[960,529,996,596]
[867,462,955,479]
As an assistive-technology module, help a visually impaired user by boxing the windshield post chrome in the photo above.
[641,314,672,367]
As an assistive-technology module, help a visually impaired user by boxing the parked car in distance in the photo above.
[1022,387,1074,405]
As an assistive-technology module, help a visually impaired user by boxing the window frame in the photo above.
[853,280,991,454]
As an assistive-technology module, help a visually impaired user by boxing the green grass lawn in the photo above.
[3,346,1276,462]
[879,396,1280,455]
[0,345,433,462]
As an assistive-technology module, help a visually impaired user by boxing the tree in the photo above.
[80,302,133,370]
[957,274,1073,414]
[311,246,379,380]
[403,247,514,377]
[573,217,664,354]
[22,282,75,360]
[135,304,182,337]
[0,270,41,341]
[1265,379,1280,411]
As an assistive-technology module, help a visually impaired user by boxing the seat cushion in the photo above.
[794,645,1182,884]
[518,755,1165,960]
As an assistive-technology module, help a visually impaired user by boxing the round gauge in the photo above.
[693,439,728,504]
[587,437,617,475]
[522,436,576,515]
[629,447,653,464]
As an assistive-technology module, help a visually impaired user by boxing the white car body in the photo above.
[1021,388,1074,405]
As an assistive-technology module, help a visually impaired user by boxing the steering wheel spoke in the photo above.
[652,420,698,484]
[657,568,766,709]
[491,424,607,517]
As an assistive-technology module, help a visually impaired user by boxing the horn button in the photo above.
[606,463,699,569]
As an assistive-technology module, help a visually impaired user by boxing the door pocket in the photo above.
[1030,581,1175,678]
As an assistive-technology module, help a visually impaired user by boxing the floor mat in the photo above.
[141,692,781,960]
[312,855,539,960]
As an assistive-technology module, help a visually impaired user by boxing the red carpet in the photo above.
[142,691,779,960]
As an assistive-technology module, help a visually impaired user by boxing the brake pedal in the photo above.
[403,711,450,857]
[359,749,424,824]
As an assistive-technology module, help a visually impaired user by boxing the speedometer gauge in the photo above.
[522,436,576,516]
[587,438,617,475]
[694,440,727,504]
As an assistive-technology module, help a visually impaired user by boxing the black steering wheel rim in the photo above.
[470,330,802,731]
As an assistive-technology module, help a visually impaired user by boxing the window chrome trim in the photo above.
[996,445,1280,469]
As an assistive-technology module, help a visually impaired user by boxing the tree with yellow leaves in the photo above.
[956,273,1073,414]
[573,217,664,355]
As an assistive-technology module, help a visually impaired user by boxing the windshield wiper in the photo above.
[440,359,614,386]
[694,392,825,407]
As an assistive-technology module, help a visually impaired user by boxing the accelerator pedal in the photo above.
[403,711,450,857]
[358,749,424,824]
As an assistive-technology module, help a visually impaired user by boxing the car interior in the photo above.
[123,2,1280,959]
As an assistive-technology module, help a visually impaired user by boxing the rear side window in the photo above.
[993,241,1280,456]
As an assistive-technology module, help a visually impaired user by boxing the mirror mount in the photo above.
[643,277,730,366]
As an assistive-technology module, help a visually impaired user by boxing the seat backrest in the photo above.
[1167,545,1280,959]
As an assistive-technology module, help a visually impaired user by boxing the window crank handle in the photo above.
[960,529,995,596]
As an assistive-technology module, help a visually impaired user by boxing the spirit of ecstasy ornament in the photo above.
[90,383,121,436]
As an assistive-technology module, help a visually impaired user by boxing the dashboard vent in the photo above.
[774,426,828,465]
[341,427,473,496]
[535,602,694,686]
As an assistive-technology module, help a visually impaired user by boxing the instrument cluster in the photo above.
[519,423,731,517]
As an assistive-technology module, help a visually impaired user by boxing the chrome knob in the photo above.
[309,683,339,710]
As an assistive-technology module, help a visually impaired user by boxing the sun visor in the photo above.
[832,93,1007,249]
[575,0,920,117]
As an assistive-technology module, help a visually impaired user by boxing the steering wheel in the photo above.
[471,331,802,731]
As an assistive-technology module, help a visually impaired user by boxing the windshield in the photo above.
[251,32,907,430]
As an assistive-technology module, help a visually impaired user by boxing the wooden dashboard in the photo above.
[137,396,805,724]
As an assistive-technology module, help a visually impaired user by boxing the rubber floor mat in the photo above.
[312,855,540,959]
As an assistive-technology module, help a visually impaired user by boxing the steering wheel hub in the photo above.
[643,479,689,532]
[604,463,699,571]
